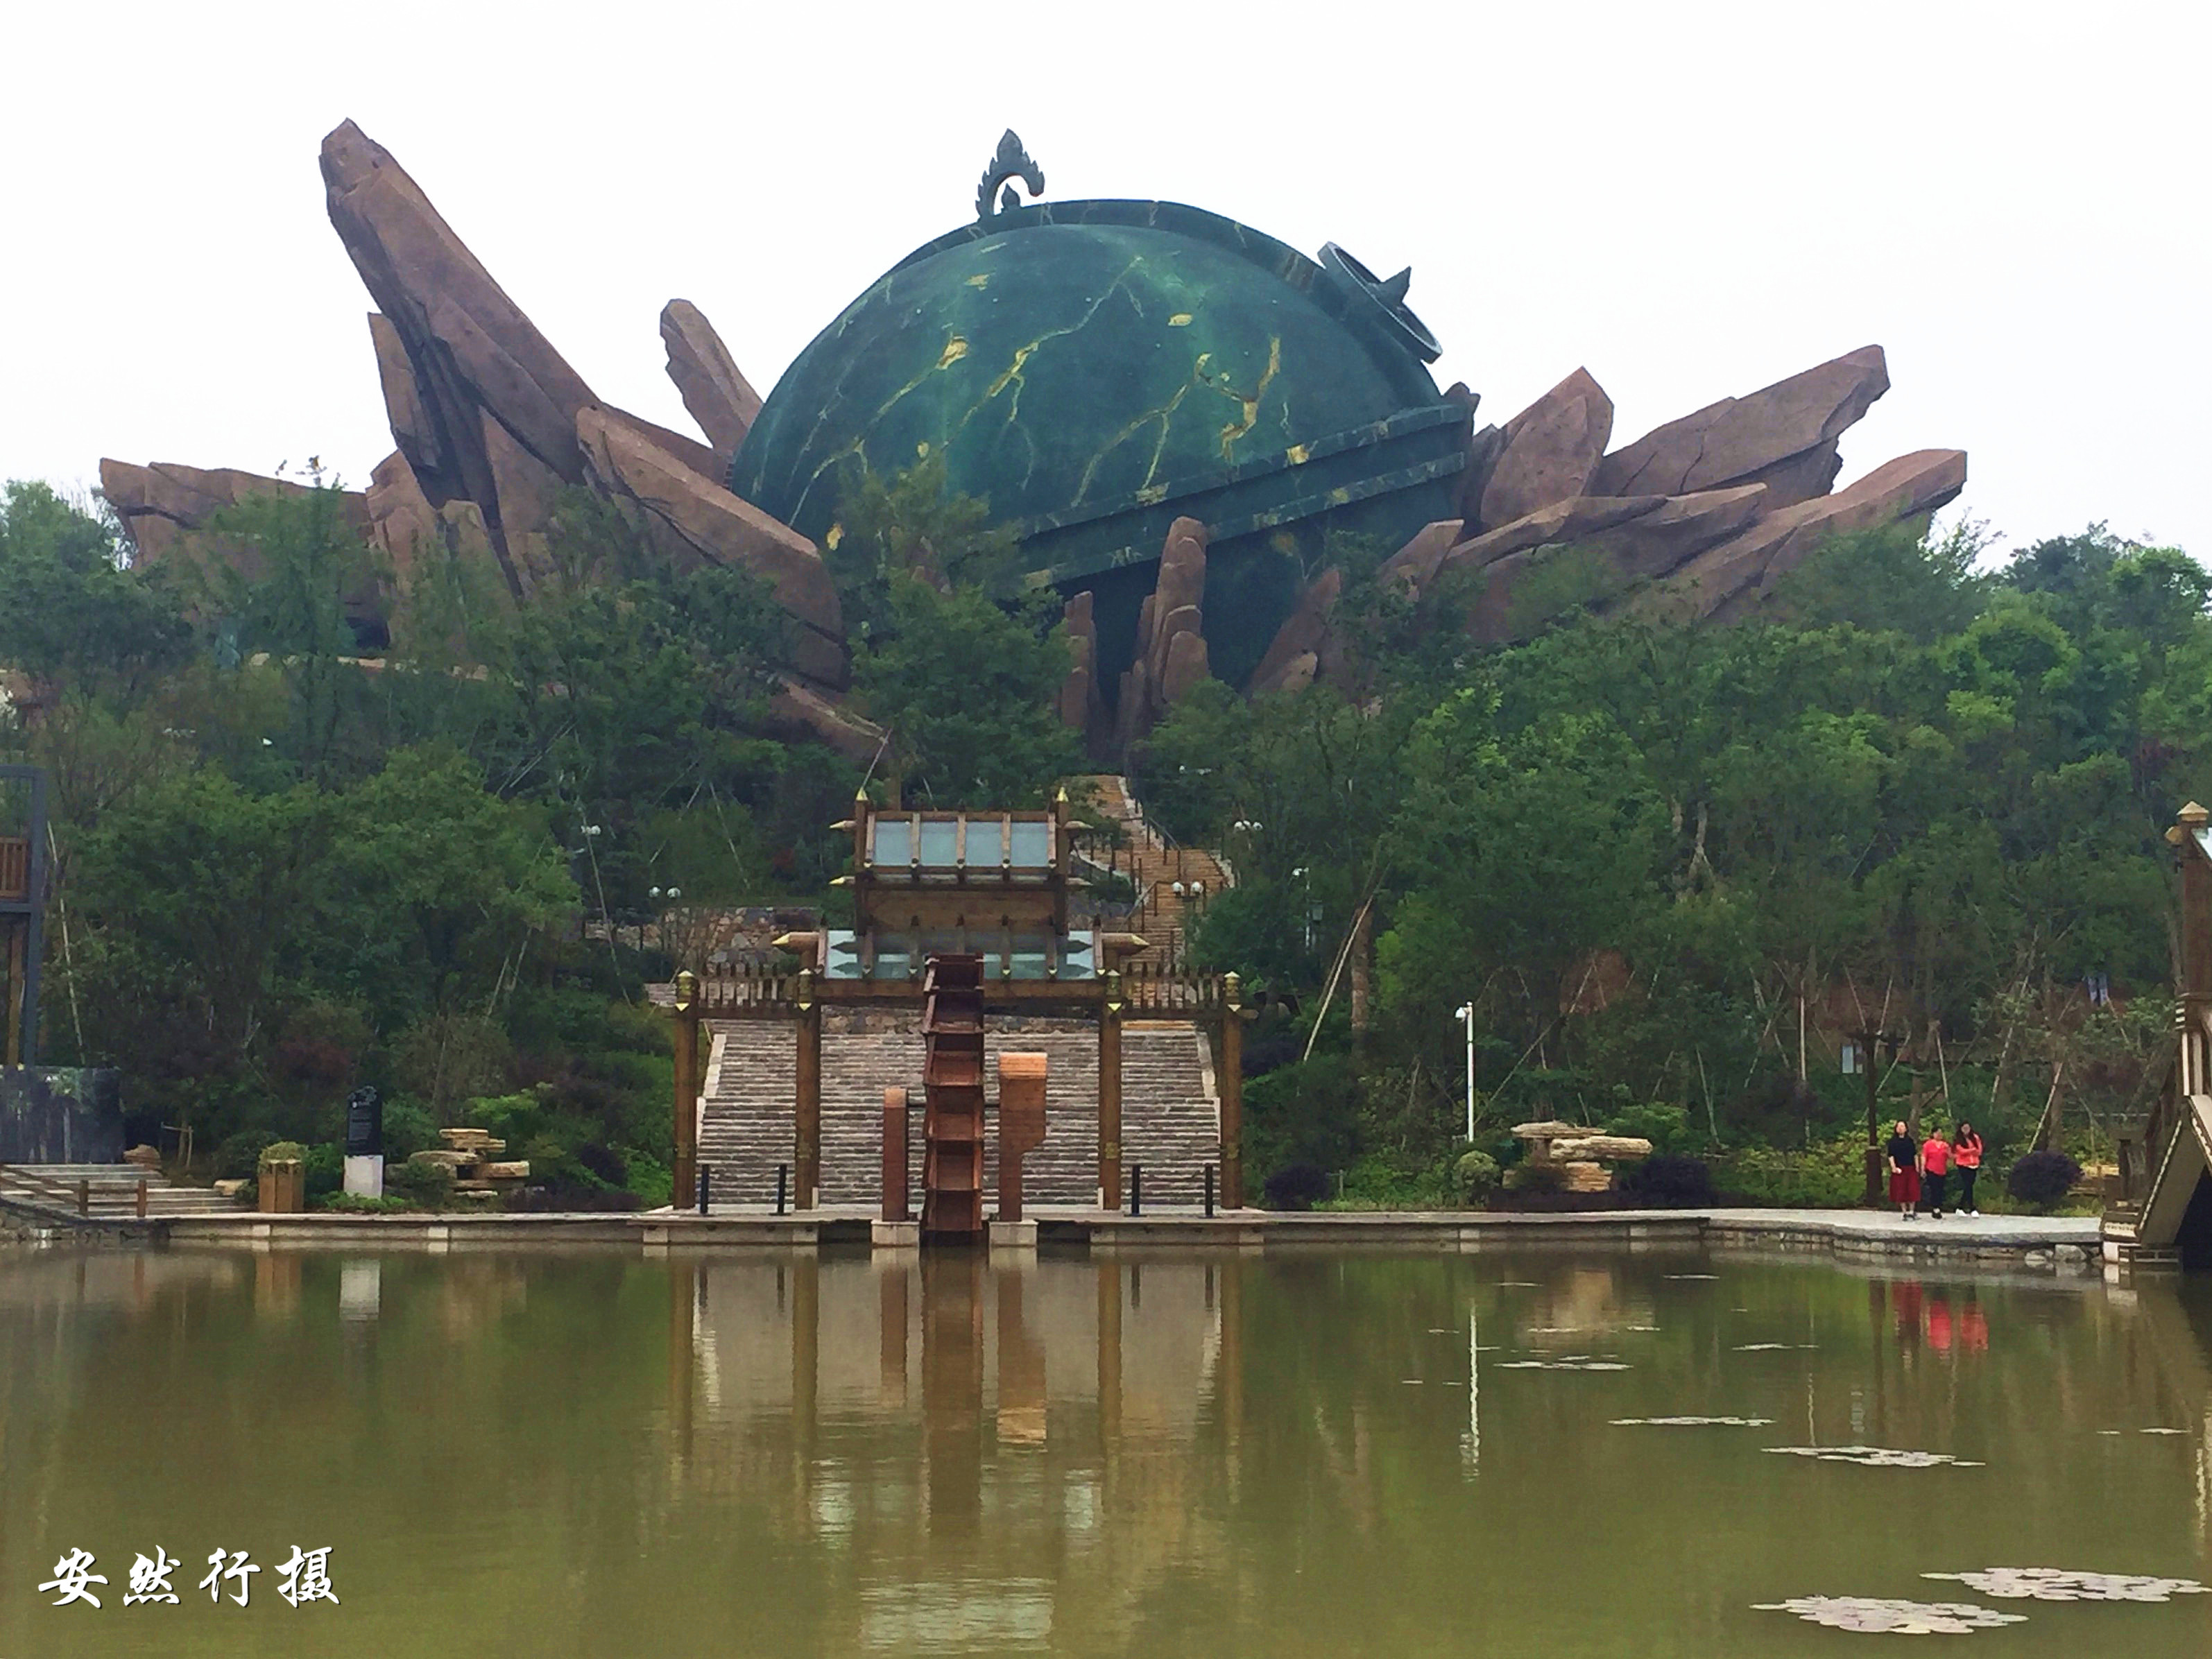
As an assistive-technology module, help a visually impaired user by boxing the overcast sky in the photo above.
[5,1,2204,560]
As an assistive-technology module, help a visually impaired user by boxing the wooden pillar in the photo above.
[671,970,699,1210]
[1099,973,1124,1211]
[3,920,22,1067]
[997,1052,1047,1225]
[882,1087,910,1222]
[795,970,821,1210]
[1220,972,1246,1210]
[1097,1260,1122,1452]
[2171,803,2211,1096]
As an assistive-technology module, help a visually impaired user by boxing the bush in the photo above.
[1455,1150,1501,1204]
[2007,1149,2084,1210]
[300,1142,344,1198]
[1720,1135,1867,1208]
[504,1183,646,1213]
[384,1159,454,1210]
[319,1192,411,1213]
[1505,1160,1567,1196]
[214,1131,277,1180]
[1618,1154,1715,1206]
[1263,1162,1331,1211]
[258,1140,307,1169]
[380,1098,439,1161]
[1604,1103,1693,1156]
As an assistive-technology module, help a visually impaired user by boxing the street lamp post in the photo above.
[1454,1002,1475,1143]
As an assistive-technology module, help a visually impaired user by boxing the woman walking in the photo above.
[1952,1121,1983,1217]
[1920,1125,1951,1219]
[1886,1121,1921,1219]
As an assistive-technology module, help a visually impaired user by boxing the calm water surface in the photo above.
[3,1244,2209,1658]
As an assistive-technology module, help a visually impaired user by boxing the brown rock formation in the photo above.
[768,678,885,764]
[98,458,384,628]
[1374,519,1467,601]
[1249,567,1345,696]
[576,406,847,686]
[1665,449,1969,620]
[1480,368,1613,530]
[661,300,763,459]
[1115,517,1211,749]
[1590,345,1889,509]
[322,120,599,599]
[1462,486,1769,644]
[1439,495,1666,581]
[1056,591,1108,755]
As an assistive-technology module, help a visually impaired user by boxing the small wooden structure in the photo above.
[665,788,1250,1220]
[0,765,48,1067]
[2109,802,2212,1269]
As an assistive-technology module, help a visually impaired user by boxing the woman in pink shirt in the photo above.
[1920,1128,1952,1219]
[1951,1122,1983,1216]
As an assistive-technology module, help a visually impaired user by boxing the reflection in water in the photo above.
[2,1248,2211,1658]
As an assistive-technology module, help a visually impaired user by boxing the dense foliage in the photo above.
[1138,521,2203,1206]
[2,462,2199,1212]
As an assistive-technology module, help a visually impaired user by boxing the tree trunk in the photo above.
[1348,902,1373,1035]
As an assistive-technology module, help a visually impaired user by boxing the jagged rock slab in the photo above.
[1440,495,1665,581]
[661,299,763,458]
[1590,345,1889,508]
[767,678,884,763]
[1375,519,1466,601]
[1249,567,1343,696]
[576,406,847,685]
[322,119,598,594]
[1664,449,1968,619]
[1056,590,1108,754]
[367,312,439,477]
[1115,517,1211,749]
[1462,487,1768,644]
[98,461,388,635]
[1480,368,1613,530]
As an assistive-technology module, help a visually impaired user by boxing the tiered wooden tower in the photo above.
[920,955,988,1239]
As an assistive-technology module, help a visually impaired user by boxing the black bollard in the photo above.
[696,1165,711,1215]
[1203,1163,1215,1218]
[1130,1164,1143,1217]
[775,1163,789,1217]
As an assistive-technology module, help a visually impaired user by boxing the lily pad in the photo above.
[1764,1445,1984,1468]
[1754,1596,2025,1634]
[1925,1568,2210,1603]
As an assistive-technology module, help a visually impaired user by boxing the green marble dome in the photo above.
[729,198,1470,691]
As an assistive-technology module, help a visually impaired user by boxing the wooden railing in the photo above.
[680,959,1231,1019]
[0,1164,152,1219]
[0,835,28,903]
[2114,1001,2209,1212]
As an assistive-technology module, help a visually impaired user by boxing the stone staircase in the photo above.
[0,1163,246,1219]
[696,1017,1221,1210]
[1081,775,1232,972]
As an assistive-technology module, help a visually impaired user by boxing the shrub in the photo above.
[379,1098,439,1161]
[1263,1162,1331,1211]
[318,1192,411,1213]
[1455,1150,1501,1204]
[302,1142,345,1199]
[1604,1103,1692,1156]
[2007,1150,2083,1210]
[1619,1154,1715,1207]
[214,1131,277,1180]
[504,1182,646,1213]
[384,1159,454,1210]
[258,1140,307,1169]
[1505,1160,1567,1196]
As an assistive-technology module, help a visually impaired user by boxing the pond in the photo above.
[3,1246,2209,1656]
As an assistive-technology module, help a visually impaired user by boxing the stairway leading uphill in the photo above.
[696,1020,1220,1209]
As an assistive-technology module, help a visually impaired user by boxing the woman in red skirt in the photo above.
[1885,1120,1921,1218]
